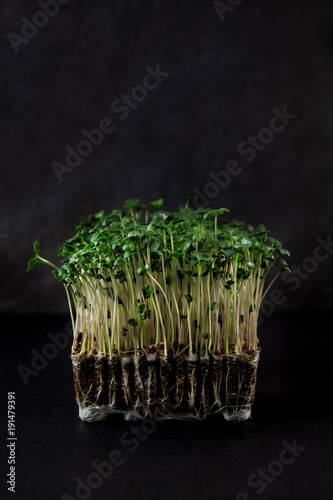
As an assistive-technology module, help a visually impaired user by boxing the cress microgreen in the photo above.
[28,199,290,356]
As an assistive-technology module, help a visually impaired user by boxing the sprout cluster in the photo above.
[28,199,290,357]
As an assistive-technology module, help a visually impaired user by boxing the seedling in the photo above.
[28,199,290,422]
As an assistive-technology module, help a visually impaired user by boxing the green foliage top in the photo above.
[44,199,289,284]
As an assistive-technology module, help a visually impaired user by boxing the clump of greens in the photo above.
[28,199,290,357]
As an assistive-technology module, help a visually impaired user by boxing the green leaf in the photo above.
[94,210,104,219]
[179,310,187,320]
[184,293,193,303]
[123,199,140,209]
[127,230,141,238]
[150,239,160,252]
[241,237,252,247]
[143,284,152,298]
[113,257,124,268]
[128,318,138,327]
[141,310,150,320]
[221,248,233,257]
[279,248,290,257]
[33,240,40,257]
[150,198,164,208]
[154,210,168,221]
[208,209,217,217]
[113,210,122,218]
[216,207,229,215]
[27,256,38,272]
[210,301,216,311]
[192,251,212,263]
[136,303,145,314]
[183,241,193,251]
[137,266,146,276]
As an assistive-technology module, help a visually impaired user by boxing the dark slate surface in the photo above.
[1,312,332,500]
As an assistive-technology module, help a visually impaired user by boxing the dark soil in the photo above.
[71,350,260,420]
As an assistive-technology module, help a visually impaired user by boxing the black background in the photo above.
[0,0,333,314]
[1,1,333,499]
